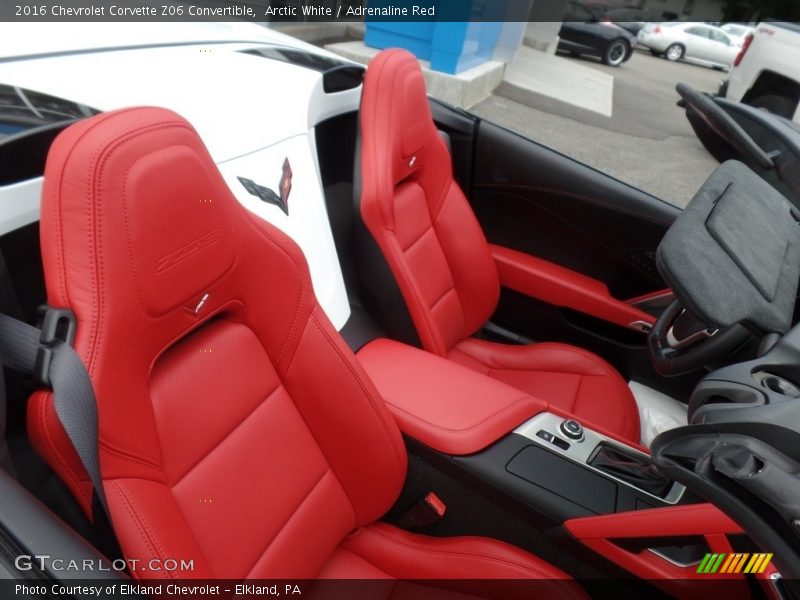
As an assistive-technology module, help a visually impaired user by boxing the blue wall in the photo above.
[364,2,508,74]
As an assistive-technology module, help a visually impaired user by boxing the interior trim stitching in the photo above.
[309,313,405,473]
[243,467,332,579]
[244,213,309,373]
[400,222,433,254]
[170,382,283,488]
[386,394,533,434]
[111,480,178,581]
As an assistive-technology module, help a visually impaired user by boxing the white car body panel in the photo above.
[638,22,738,69]
[217,136,349,326]
[720,24,755,48]
[725,22,800,123]
[0,24,362,329]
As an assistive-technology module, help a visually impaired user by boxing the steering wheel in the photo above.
[648,299,752,376]
[676,83,775,171]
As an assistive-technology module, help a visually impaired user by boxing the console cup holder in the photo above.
[753,371,800,399]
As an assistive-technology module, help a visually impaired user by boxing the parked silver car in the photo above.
[637,22,739,70]
[720,23,756,48]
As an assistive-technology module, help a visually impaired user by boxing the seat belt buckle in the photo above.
[396,492,447,530]
[33,305,77,389]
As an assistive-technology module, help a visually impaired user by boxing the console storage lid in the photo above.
[357,338,547,455]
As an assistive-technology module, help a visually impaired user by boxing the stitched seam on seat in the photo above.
[428,165,456,223]
[457,343,611,377]
[243,467,331,579]
[382,234,447,355]
[111,480,177,581]
[278,316,361,523]
[488,366,592,376]
[401,223,433,254]
[386,395,532,433]
[447,349,491,376]
[423,217,465,347]
[244,214,309,373]
[569,375,583,413]
[51,109,144,313]
[170,382,283,487]
[429,286,456,313]
[99,438,162,470]
[362,528,557,579]
[309,314,405,473]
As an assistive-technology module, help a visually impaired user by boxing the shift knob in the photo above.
[560,419,584,441]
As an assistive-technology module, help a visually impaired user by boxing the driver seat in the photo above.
[25,107,587,596]
[357,49,640,443]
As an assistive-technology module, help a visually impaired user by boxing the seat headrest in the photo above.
[361,49,437,183]
[39,107,254,354]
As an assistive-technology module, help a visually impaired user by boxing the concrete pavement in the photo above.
[472,50,723,207]
[502,45,614,117]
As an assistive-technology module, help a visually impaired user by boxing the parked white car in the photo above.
[720,23,755,48]
[720,21,800,121]
[637,22,738,70]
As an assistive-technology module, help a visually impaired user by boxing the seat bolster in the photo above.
[106,478,214,579]
[319,522,588,599]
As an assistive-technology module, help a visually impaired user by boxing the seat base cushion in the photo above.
[448,338,640,444]
[317,523,587,599]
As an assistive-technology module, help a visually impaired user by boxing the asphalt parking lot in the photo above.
[471,49,725,207]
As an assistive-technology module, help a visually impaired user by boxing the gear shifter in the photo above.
[589,444,672,497]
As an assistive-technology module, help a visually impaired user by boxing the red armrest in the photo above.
[565,503,742,539]
[357,338,547,455]
[490,244,655,330]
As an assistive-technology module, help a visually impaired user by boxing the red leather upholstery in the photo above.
[318,522,588,599]
[449,338,640,443]
[357,338,547,455]
[27,107,584,591]
[490,245,655,330]
[358,49,640,443]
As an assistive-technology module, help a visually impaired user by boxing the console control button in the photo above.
[536,429,554,443]
[560,419,584,441]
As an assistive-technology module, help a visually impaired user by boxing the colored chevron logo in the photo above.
[697,552,773,574]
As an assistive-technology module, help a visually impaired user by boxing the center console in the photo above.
[454,412,685,525]
[356,338,689,526]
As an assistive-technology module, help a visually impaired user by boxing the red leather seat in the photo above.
[357,49,640,443]
[26,107,586,597]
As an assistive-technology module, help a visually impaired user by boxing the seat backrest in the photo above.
[357,49,500,357]
[28,107,406,579]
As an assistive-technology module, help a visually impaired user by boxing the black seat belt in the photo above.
[0,309,109,516]
[0,366,14,476]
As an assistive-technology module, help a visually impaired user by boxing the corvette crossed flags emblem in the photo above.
[238,157,293,215]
